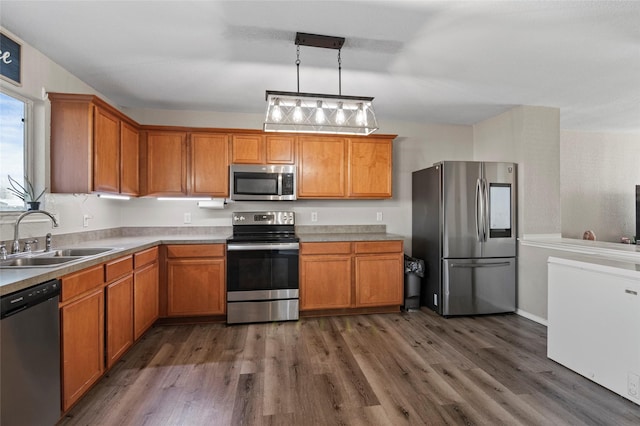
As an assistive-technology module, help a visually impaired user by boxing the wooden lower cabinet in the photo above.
[355,253,404,307]
[133,261,159,340]
[300,240,403,313]
[60,288,105,411]
[166,244,226,316]
[105,274,134,368]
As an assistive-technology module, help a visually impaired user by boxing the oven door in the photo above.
[226,242,299,323]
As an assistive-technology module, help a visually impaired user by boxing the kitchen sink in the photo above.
[46,248,116,257]
[0,256,82,268]
[0,247,119,268]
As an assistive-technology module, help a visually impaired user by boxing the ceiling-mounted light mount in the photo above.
[264,32,378,136]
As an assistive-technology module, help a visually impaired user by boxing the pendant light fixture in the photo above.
[264,32,378,136]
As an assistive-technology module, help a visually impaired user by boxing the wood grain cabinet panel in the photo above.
[106,274,134,369]
[167,258,226,316]
[348,138,392,198]
[144,131,187,196]
[134,261,159,340]
[300,255,352,310]
[265,135,296,164]
[93,107,120,193]
[120,121,140,196]
[231,134,264,164]
[355,253,404,307]
[297,136,347,198]
[190,133,229,196]
[60,288,104,411]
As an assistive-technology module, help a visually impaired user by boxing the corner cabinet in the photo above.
[140,130,229,197]
[49,93,140,196]
[133,247,159,340]
[297,135,394,199]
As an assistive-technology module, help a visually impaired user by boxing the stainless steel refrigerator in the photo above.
[412,161,517,316]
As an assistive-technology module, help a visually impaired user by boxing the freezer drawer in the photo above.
[442,257,516,316]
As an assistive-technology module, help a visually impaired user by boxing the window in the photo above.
[0,90,29,212]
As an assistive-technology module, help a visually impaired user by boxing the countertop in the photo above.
[0,230,405,296]
[520,236,640,263]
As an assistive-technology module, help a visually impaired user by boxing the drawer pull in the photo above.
[625,289,638,296]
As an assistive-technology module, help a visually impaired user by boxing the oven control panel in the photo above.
[232,211,295,225]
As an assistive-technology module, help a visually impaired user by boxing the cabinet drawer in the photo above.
[354,241,403,254]
[134,246,159,268]
[105,255,133,282]
[300,242,352,255]
[61,265,105,302]
[166,244,225,258]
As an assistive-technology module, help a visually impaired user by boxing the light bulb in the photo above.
[293,100,303,123]
[315,100,325,124]
[335,102,345,125]
[271,98,282,122]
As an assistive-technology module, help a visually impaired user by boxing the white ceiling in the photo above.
[2,1,639,133]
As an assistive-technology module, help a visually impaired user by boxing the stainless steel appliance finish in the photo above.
[227,211,299,324]
[412,161,517,316]
[1,279,61,426]
[230,164,296,201]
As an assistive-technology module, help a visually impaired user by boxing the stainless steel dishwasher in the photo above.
[1,279,61,426]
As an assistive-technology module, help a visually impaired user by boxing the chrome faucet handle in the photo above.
[0,244,7,260]
[23,239,38,253]
[45,233,53,251]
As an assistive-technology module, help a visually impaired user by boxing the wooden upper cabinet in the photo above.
[93,107,120,193]
[231,134,264,164]
[297,136,347,198]
[231,134,296,164]
[143,131,187,196]
[191,133,229,197]
[120,121,140,196]
[49,93,140,196]
[348,138,393,198]
[265,135,296,164]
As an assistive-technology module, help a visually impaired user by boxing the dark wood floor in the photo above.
[59,309,640,425]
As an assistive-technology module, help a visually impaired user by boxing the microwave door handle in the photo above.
[277,173,283,195]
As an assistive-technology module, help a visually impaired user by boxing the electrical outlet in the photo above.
[311,212,318,222]
[83,214,90,228]
[184,212,192,224]
[628,373,640,398]
[376,212,383,221]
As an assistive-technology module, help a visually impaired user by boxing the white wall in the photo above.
[560,130,640,242]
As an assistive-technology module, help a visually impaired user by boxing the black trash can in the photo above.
[403,254,424,311]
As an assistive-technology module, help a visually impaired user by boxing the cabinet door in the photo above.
[231,134,264,164]
[134,261,159,340]
[300,255,352,310]
[93,106,120,193]
[355,253,403,307]
[297,136,347,198]
[120,121,140,196]
[191,133,229,196]
[167,258,225,316]
[266,135,296,164]
[348,139,392,198]
[145,131,187,196]
[106,274,134,369]
[60,288,105,411]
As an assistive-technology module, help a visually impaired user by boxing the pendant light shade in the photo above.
[263,33,378,136]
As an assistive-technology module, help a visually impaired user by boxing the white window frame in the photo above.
[0,87,34,215]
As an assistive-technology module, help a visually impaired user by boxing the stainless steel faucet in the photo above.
[11,210,59,254]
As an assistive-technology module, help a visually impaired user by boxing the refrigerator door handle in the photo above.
[475,178,482,242]
[482,178,489,242]
[451,261,512,268]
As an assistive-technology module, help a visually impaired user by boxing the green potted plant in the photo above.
[7,175,47,210]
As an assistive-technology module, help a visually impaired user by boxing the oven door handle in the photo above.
[227,243,300,251]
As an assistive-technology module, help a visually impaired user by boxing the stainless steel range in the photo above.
[226,211,299,324]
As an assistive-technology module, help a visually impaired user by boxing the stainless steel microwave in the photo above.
[230,165,296,201]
